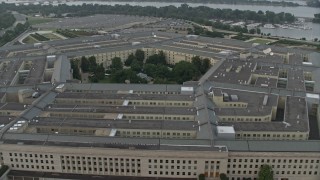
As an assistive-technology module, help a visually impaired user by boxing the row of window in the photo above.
[129,101,192,107]
[61,156,140,162]
[69,90,181,95]
[56,100,192,107]
[11,164,55,170]
[119,131,194,139]
[10,158,54,164]
[228,164,319,169]
[9,153,53,159]
[148,159,197,164]
[228,158,320,164]
[149,165,196,170]
[62,166,141,174]
[236,133,306,140]
[148,171,196,176]
[228,170,319,176]
[122,115,193,121]
[220,116,270,122]
[50,113,104,119]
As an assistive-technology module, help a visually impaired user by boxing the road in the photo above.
[3,29,30,47]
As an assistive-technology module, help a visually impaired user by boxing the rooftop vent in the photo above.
[263,95,268,106]
[230,95,238,102]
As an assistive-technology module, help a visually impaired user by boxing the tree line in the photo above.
[0,3,296,25]
[97,0,299,6]
[0,22,29,46]
[313,13,320,23]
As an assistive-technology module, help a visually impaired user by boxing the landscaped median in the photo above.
[0,165,9,179]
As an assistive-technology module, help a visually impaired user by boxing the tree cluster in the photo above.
[85,0,300,6]
[80,56,105,82]
[258,164,274,180]
[109,53,147,84]
[107,50,212,84]
[0,12,16,29]
[56,29,78,38]
[70,59,81,80]
[30,33,50,41]
[313,13,320,23]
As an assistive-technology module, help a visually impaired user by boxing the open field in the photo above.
[42,33,63,40]
[22,36,38,44]
[246,38,276,44]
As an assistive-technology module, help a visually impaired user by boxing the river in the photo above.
[1,0,320,40]
[61,1,320,18]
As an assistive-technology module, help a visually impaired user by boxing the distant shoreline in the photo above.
[77,0,301,7]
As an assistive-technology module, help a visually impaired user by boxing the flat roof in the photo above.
[56,92,194,101]
[213,88,278,116]
[255,77,278,88]
[23,58,46,85]
[287,68,306,91]
[28,117,198,131]
[209,58,256,84]
[45,104,197,115]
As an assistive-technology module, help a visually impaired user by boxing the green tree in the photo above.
[257,28,261,34]
[249,28,256,34]
[110,57,123,72]
[220,173,228,180]
[173,61,200,84]
[201,58,211,73]
[125,53,136,66]
[88,56,97,72]
[71,59,81,80]
[198,174,205,180]
[110,69,146,84]
[80,56,90,72]
[258,164,273,180]
[135,49,145,62]
[158,50,166,63]
[146,52,166,65]
[130,60,142,72]
[154,78,170,84]
[144,64,171,79]
[191,56,211,74]
[94,63,105,80]
[191,56,202,71]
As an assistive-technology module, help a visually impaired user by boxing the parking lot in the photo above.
[34,14,160,30]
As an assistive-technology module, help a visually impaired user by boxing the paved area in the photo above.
[34,14,160,31]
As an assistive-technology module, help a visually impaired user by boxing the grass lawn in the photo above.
[27,16,55,25]
[247,38,275,44]
[71,30,99,36]
[98,77,112,83]
[22,36,38,44]
[42,33,62,40]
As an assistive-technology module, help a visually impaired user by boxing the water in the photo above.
[1,0,320,40]
[59,1,320,18]
[1,0,319,18]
